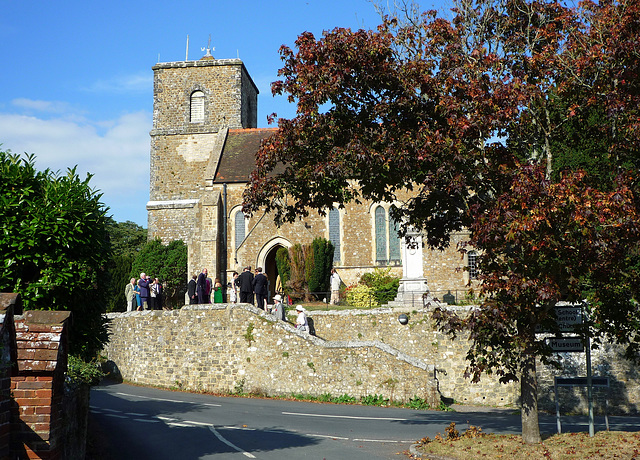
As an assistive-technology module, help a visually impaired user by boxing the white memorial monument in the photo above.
[392,227,430,307]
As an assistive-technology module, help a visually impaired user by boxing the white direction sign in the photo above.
[548,337,584,352]
[555,307,583,332]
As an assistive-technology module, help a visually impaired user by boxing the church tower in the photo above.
[147,52,259,279]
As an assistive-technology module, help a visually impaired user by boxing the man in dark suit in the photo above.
[252,267,268,310]
[237,266,254,305]
[196,268,208,304]
[187,275,197,304]
[138,273,150,310]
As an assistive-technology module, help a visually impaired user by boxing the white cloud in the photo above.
[84,73,153,94]
[0,109,151,226]
[11,98,74,114]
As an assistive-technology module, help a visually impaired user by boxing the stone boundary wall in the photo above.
[105,304,640,414]
[104,304,513,407]
[104,305,442,405]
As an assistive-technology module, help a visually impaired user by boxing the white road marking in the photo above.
[125,412,146,416]
[183,420,214,426]
[282,411,408,421]
[308,433,350,440]
[104,414,128,419]
[222,425,257,431]
[353,438,404,443]
[134,419,160,423]
[209,426,256,458]
[115,392,221,407]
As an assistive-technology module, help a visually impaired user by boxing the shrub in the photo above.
[346,284,377,308]
[66,355,104,386]
[359,267,400,304]
[308,238,334,296]
[288,244,307,300]
[275,247,291,295]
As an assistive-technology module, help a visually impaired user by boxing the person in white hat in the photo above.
[295,305,308,332]
[272,294,285,321]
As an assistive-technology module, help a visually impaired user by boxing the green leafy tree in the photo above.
[275,247,291,295]
[130,239,187,308]
[308,238,334,296]
[243,0,640,443]
[0,150,110,359]
[105,219,148,312]
[287,244,307,300]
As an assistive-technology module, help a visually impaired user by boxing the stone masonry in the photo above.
[105,304,640,414]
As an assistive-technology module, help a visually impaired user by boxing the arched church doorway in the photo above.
[264,244,284,300]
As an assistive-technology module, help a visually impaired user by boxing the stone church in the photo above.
[146,50,476,302]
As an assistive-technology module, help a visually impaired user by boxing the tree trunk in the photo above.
[520,350,542,444]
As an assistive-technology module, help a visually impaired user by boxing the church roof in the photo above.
[214,128,277,183]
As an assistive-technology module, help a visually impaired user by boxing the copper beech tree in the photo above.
[243,0,640,443]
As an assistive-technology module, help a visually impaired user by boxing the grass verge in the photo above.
[413,422,640,459]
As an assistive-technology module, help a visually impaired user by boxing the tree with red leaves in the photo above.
[244,0,640,443]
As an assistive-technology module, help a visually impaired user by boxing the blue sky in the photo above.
[0,0,447,227]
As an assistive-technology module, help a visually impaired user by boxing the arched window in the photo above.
[328,208,341,263]
[375,206,387,263]
[468,251,478,279]
[190,90,205,123]
[388,206,401,262]
[234,210,246,250]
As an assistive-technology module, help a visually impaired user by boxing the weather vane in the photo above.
[201,34,214,58]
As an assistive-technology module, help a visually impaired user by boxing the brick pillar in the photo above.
[0,294,18,460]
[11,311,71,460]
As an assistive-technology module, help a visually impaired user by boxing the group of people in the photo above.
[187,268,224,304]
[232,265,270,309]
[124,273,164,311]
[181,264,337,332]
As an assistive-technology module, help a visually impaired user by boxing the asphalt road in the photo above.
[89,382,640,459]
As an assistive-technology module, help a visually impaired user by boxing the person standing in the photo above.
[149,277,157,310]
[205,276,212,304]
[138,273,150,310]
[295,305,308,331]
[196,268,208,304]
[134,282,141,311]
[228,272,238,303]
[188,275,197,304]
[213,277,223,303]
[153,278,163,310]
[237,266,254,305]
[125,278,137,312]
[330,268,342,305]
[252,267,268,310]
[272,294,285,321]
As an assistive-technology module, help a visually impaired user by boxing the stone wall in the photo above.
[104,304,513,407]
[104,304,640,414]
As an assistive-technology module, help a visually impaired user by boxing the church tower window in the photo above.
[190,90,205,123]
[329,208,341,263]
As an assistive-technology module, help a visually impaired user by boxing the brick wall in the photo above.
[11,311,70,459]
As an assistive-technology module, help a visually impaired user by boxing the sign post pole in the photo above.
[584,304,594,437]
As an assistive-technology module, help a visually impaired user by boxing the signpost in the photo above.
[544,302,598,437]
[547,337,583,352]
